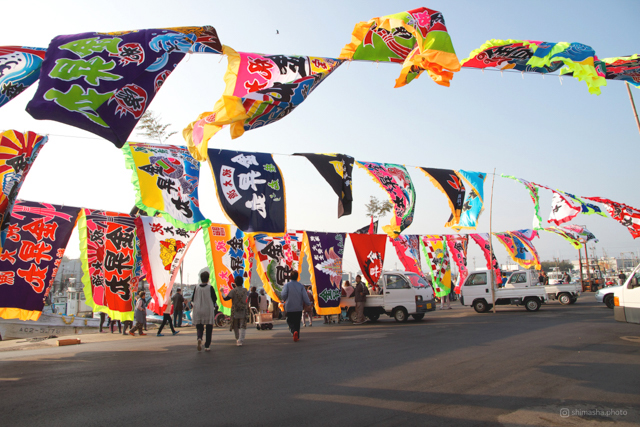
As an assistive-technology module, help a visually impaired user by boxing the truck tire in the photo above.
[412,313,425,321]
[367,313,380,322]
[348,308,358,323]
[473,299,489,313]
[604,294,614,309]
[569,297,577,304]
[393,307,409,323]
[558,293,572,305]
[524,297,541,312]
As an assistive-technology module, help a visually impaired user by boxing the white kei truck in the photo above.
[507,270,582,305]
[613,263,640,325]
[460,270,547,313]
[340,271,437,322]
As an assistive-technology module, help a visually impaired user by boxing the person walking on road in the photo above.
[353,275,368,324]
[192,271,216,352]
[619,271,627,286]
[222,275,249,346]
[129,291,147,336]
[171,289,185,328]
[303,285,314,327]
[248,286,259,312]
[157,299,179,337]
[281,271,310,342]
[258,289,269,313]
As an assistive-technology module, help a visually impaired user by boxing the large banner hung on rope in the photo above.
[445,234,468,294]
[303,231,345,316]
[543,226,583,249]
[123,142,209,230]
[562,224,598,243]
[26,26,222,147]
[452,170,486,231]
[340,7,460,88]
[294,153,354,218]
[135,216,199,315]
[357,161,415,238]
[184,46,343,160]
[0,131,48,249]
[601,55,640,87]
[390,234,422,275]
[469,233,502,283]
[462,39,606,95]
[0,201,80,321]
[583,197,640,239]
[79,209,137,321]
[203,223,252,316]
[0,46,47,108]
[419,167,465,228]
[251,231,304,303]
[349,233,386,287]
[208,149,286,234]
[420,235,451,298]
[493,229,540,270]
[502,175,544,229]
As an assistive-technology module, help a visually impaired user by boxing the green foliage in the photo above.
[365,196,393,219]
[540,260,573,272]
[136,110,177,143]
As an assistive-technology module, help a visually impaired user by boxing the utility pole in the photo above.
[578,244,585,291]
[584,245,593,290]
[626,82,640,136]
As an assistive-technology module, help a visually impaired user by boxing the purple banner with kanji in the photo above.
[303,231,345,316]
[0,201,80,320]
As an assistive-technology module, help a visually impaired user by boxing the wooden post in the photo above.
[489,168,497,314]
[584,245,593,291]
[578,243,585,292]
[626,82,640,136]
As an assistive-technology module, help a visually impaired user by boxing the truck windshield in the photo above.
[406,273,429,288]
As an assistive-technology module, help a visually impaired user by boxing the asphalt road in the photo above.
[1,295,639,427]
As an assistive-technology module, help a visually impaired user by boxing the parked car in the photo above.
[595,285,621,309]
[340,271,436,322]
[460,270,547,313]
[613,264,640,324]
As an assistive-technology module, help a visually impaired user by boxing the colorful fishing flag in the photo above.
[203,223,252,316]
[469,233,502,283]
[250,231,304,303]
[543,226,583,249]
[600,55,640,87]
[349,233,386,287]
[0,131,48,249]
[559,190,606,217]
[445,234,468,294]
[293,153,354,217]
[561,224,598,243]
[494,229,541,270]
[0,46,47,108]
[357,161,415,238]
[501,175,543,229]
[303,231,345,315]
[583,197,640,239]
[452,170,486,231]
[462,40,606,94]
[184,47,343,160]
[390,234,422,275]
[419,167,465,228]
[547,190,581,226]
[340,7,460,88]
[27,26,222,147]
[208,149,286,234]
[135,216,199,315]
[122,142,209,230]
[420,235,451,298]
[79,209,137,321]
[0,201,80,321]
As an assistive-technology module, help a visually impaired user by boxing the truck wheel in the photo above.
[604,294,614,309]
[367,313,380,322]
[558,293,572,305]
[524,298,541,312]
[348,308,358,323]
[473,300,488,313]
[412,313,425,321]
[393,308,409,323]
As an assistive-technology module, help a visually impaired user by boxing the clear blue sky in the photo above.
[1,0,639,281]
